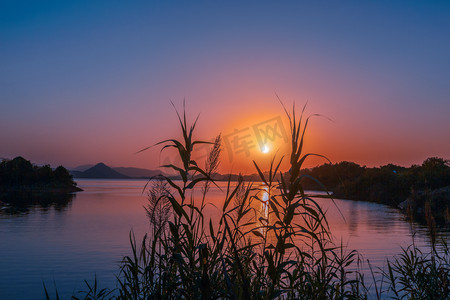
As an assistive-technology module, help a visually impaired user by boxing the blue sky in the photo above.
[1,1,449,171]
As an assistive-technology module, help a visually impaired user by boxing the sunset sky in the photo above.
[1,1,449,173]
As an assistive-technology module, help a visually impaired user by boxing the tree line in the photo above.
[0,156,79,191]
[301,157,450,224]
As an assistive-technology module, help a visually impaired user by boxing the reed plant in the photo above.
[44,102,448,299]
[381,241,449,299]
[116,102,368,299]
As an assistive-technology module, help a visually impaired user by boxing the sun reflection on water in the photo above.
[258,187,270,235]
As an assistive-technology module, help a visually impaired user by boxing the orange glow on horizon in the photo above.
[216,111,289,174]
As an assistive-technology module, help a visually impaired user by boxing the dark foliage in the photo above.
[0,156,78,190]
[301,158,450,224]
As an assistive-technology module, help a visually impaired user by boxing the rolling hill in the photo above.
[70,163,163,179]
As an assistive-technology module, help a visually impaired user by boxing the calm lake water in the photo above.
[0,179,447,299]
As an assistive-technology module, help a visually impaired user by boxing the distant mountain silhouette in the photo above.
[113,167,162,178]
[75,163,130,179]
[68,163,262,181]
[69,163,264,181]
[70,163,164,179]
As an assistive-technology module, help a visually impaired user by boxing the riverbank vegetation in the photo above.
[45,105,448,299]
[301,158,450,225]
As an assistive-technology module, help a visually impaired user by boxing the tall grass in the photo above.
[379,209,449,300]
[116,103,368,299]
[381,242,449,299]
[44,103,448,299]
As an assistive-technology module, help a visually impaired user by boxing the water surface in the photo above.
[0,179,446,299]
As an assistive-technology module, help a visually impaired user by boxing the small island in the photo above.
[0,156,81,193]
[0,157,82,210]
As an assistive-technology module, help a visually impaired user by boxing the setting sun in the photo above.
[261,144,270,154]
